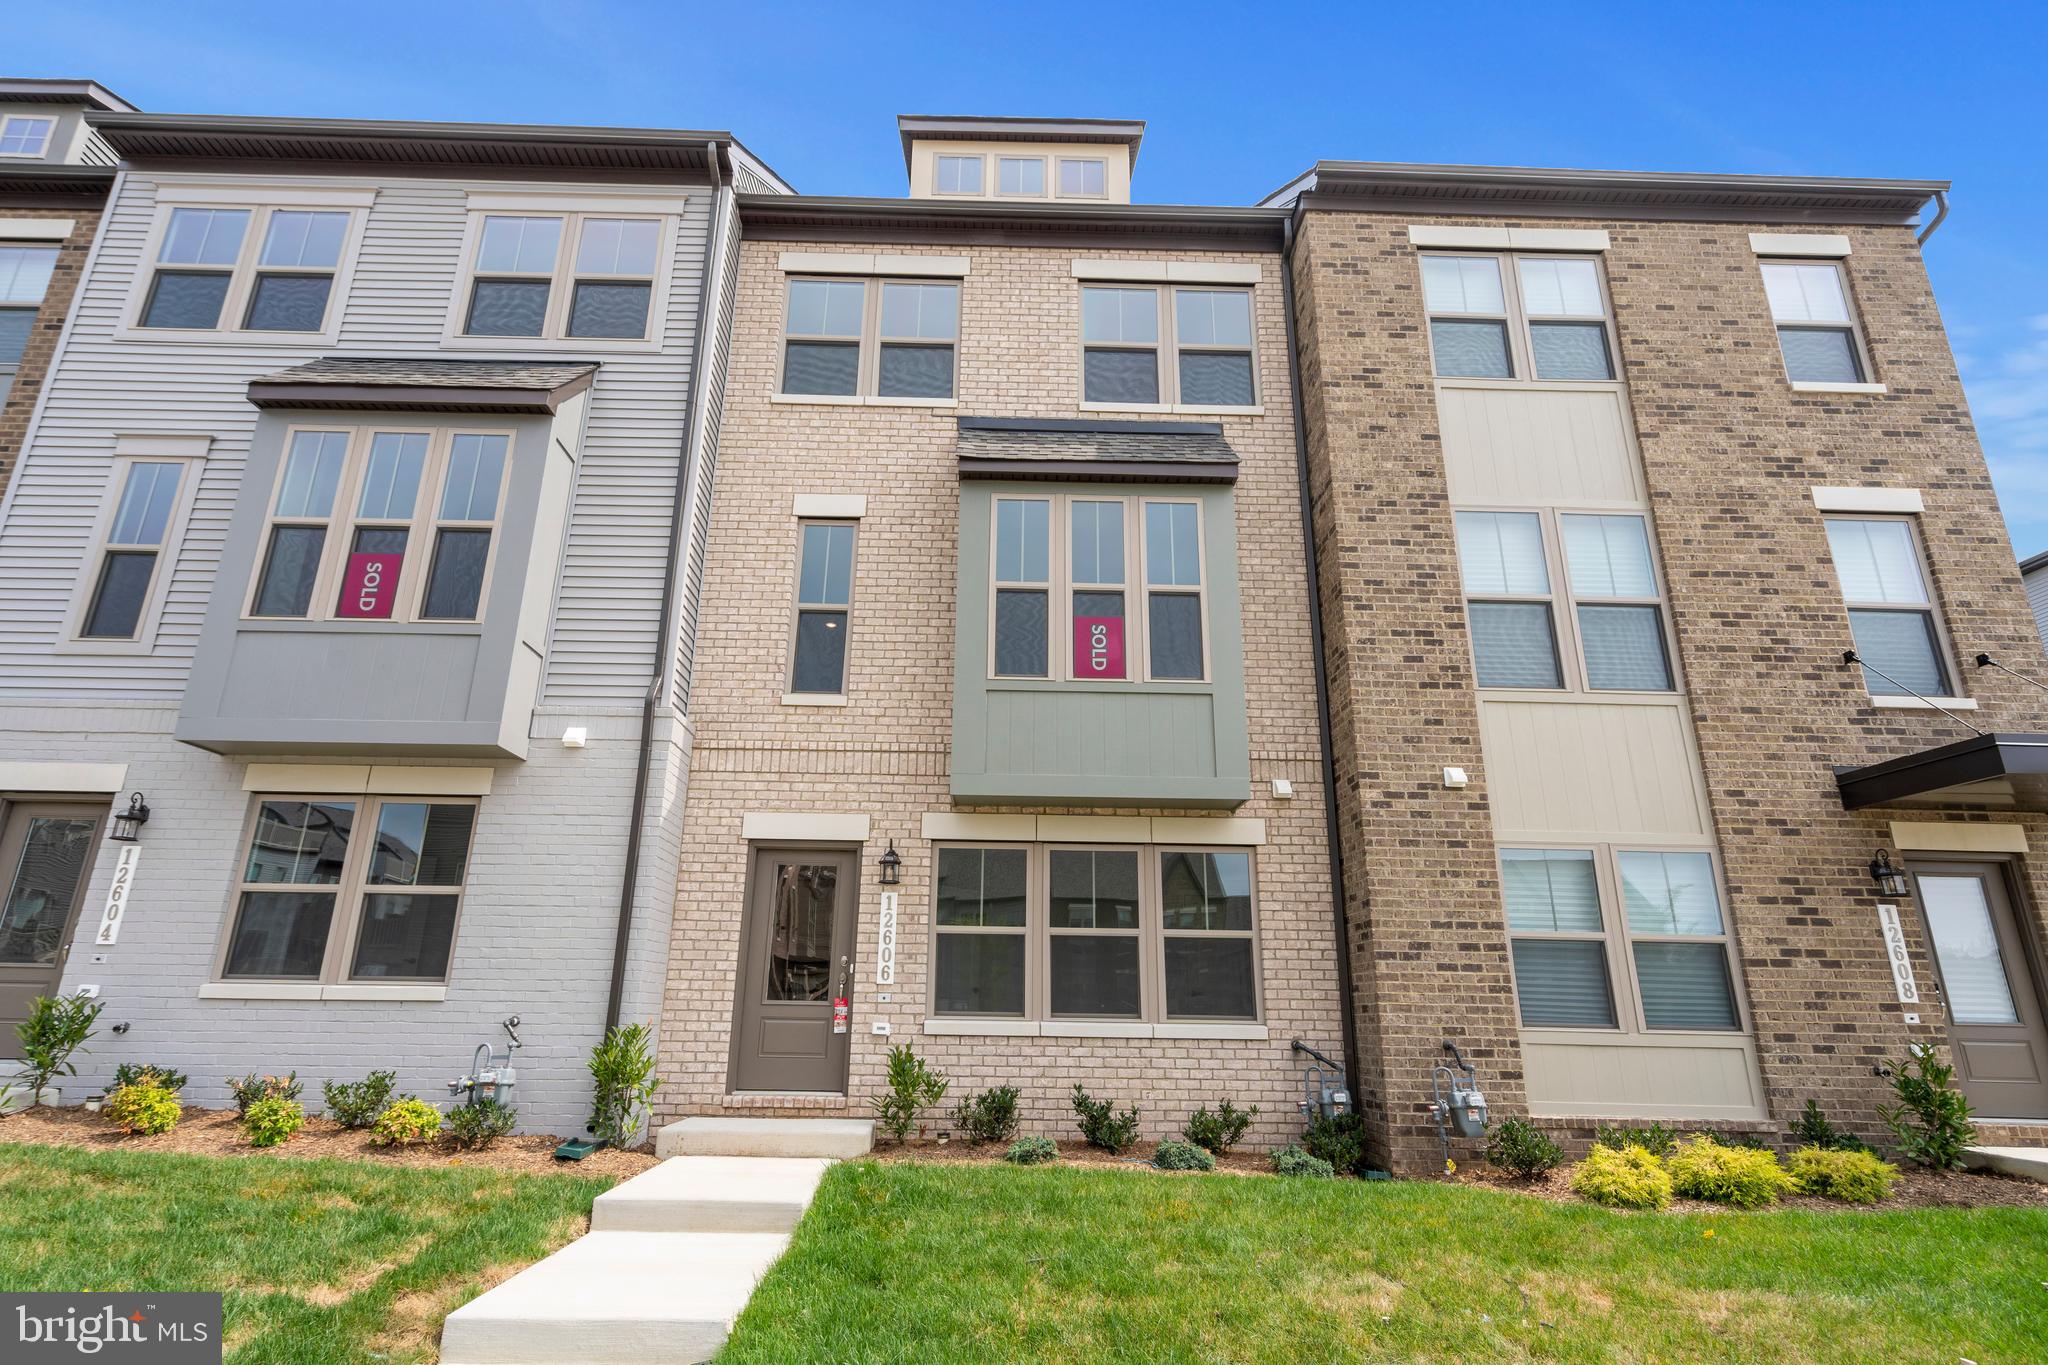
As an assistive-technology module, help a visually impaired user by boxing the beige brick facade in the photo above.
[1,203,100,498]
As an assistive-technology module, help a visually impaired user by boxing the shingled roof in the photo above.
[955,417,1238,482]
[247,358,598,413]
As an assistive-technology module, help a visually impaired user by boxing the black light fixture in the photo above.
[878,841,902,886]
[1869,849,1910,898]
[109,792,151,842]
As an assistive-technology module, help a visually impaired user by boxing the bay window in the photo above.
[1824,515,1956,698]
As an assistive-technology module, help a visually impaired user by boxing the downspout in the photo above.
[1279,209,1364,1100]
[605,142,726,1030]
[1916,190,1949,246]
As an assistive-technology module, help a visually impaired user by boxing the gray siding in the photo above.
[2027,563,2048,651]
[673,186,742,710]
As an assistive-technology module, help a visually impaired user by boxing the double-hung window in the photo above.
[79,460,187,640]
[0,116,56,158]
[1058,158,1106,198]
[789,521,856,695]
[1560,514,1672,691]
[1081,285,1255,408]
[1457,511,1563,688]
[780,277,960,400]
[138,206,352,334]
[0,243,57,404]
[250,426,509,624]
[1761,260,1868,384]
[992,496,1052,677]
[1824,515,1954,697]
[1143,500,1206,679]
[459,213,662,341]
[221,794,477,983]
[1422,254,1615,381]
[934,844,1260,1024]
[1503,849,1614,1027]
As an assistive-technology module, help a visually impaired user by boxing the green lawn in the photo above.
[722,1162,2048,1364]
[0,1142,611,1364]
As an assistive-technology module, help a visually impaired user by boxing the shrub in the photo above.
[871,1045,949,1144]
[1272,1145,1336,1179]
[1183,1099,1258,1155]
[1878,1043,1975,1172]
[15,993,103,1101]
[1569,1144,1672,1210]
[1005,1136,1058,1165]
[1152,1138,1215,1171]
[322,1071,397,1131]
[111,1063,188,1094]
[105,1080,182,1135]
[587,1023,661,1150]
[227,1072,301,1116]
[1789,1145,1901,1204]
[1666,1135,1794,1208]
[1301,1111,1369,1176]
[372,1096,443,1146]
[952,1085,1020,1145]
[1486,1117,1564,1179]
[1592,1122,1679,1159]
[242,1096,305,1148]
[446,1099,518,1151]
[1789,1099,1871,1153]
[1071,1085,1140,1154]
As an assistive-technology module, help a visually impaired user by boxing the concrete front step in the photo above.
[439,1229,790,1365]
[592,1156,831,1233]
[656,1115,874,1160]
[1965,1145,2048,1183]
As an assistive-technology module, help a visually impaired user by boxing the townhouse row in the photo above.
[1,82,2042,1169]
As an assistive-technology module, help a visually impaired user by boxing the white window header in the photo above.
[793,493,867,519]
[1811,485,1923,514]
[1070,259,1262,284]
[779,251,970,278]
[1751,232,1852,258]
[1407,226,1610,252]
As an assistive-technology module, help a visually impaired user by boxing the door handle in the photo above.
[836,955,852,998]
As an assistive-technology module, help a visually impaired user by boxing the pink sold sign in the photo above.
[1073,615,1125,679]
[338,551,402,619]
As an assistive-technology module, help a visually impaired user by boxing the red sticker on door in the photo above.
[338,551,402,619]
[1073,615,1126,679]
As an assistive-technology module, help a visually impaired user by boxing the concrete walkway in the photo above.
[1965,1145,2048,1183]
[440,1118,872,1365]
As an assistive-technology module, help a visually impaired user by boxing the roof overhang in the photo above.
[956,417,1238,483]
[0,163,115,204]
[737,194,1284,252]
[1836,734,2048,811]
[247,358,598,415]
[0,79,136,112]
[1266,161,1946,227]
[897,115,1145,174]
[2021,549,2047,577]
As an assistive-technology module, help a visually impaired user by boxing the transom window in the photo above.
[0,243,58,405]
[459,213,663,341]
[1080,285,1256,408]
[249,425,511,624]
[1503,845,1741,1034]
[1455,508,1675,694]
[997,156,1045,196]
[137,206,353,334]
[991,493,1208,682]
[1058,158,1106,198]
[1824,515,1956,698]
[1761,260,1869,384]
[934,155,984,195]
[933,844,1259,1023]
[788,520,857,696]
[1421,253,1616,382]
[780,276,959,400]
[220,795,478,984]
[77,460,188,641]
[0,116,55,158]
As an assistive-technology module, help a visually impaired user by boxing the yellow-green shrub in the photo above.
[372,1096,443,1146]
[1666,1135,1793,1208]
[1569,1144,1672,1210]
[1789,1145,1900,1203]
[241,1096,304,1148]
[105,1080,182,1135]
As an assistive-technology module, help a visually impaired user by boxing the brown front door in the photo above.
[0,804,107,1044]
[730,848,858,1094]
[1908,859,2048,1119]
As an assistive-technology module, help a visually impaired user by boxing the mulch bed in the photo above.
[0,1103,660,1180]
[869,1137,1272,1175]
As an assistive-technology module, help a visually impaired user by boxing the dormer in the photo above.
[0,78,135,166]
[898,115,1144,204]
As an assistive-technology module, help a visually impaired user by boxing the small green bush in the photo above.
[111,1063,188,1094]
[1005,1136,1058,1165]
[1789,1099,1872,1153]
[226,1072,301,1116]
[446,1099,518,1151]
[1666,1135,1794,1208]
[1486,1116,1564,1178]
[242,1096,305,1148]
[1878,1043,1976,1171]
[1301,1111,1369,1176]
[1183,1099,1258,1154]
[322,1071,396,1131]
[372,1096,443,1146]
[1569,1145,1672,1210]
[1789,1145,1900,1203]
[1272,1145,1336,1179]
[872,1045,949,1143]
[16,993,103,1100]
[953,1085,1021,1145]
[1151,1138,1215,1171]
[105,1080,182,1135]
[1071,1085,1140,1154]
[589,1023,662,1149]
[1592,1122,1679,1159]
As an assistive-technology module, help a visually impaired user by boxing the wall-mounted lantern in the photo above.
[878,841,902,886]
[1869,849,1911,898]
[109,792,152,843]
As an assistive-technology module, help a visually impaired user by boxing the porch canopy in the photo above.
[1835,733,2048,811]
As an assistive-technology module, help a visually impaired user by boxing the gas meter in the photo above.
[1428,1041,1488,1167]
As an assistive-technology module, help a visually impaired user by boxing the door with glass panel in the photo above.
[731,848,858,1093]
[0,804,106,1042]
[1907,860,2048,1119]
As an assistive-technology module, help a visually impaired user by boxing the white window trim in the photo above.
[1420,251,1621,385]
[440,201,678,351]
[244,423,513,626]
[775,273,961,404]
[56,449,208,655]
[932,154,987,197]
[1077,283,1263,413]
[786,517,858,701]
[115,186,373,345]
[1823,512,1966,703]
[0,115,57,160]
[995,155,1049,200]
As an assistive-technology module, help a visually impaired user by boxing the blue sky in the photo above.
[16,1,2045,557]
